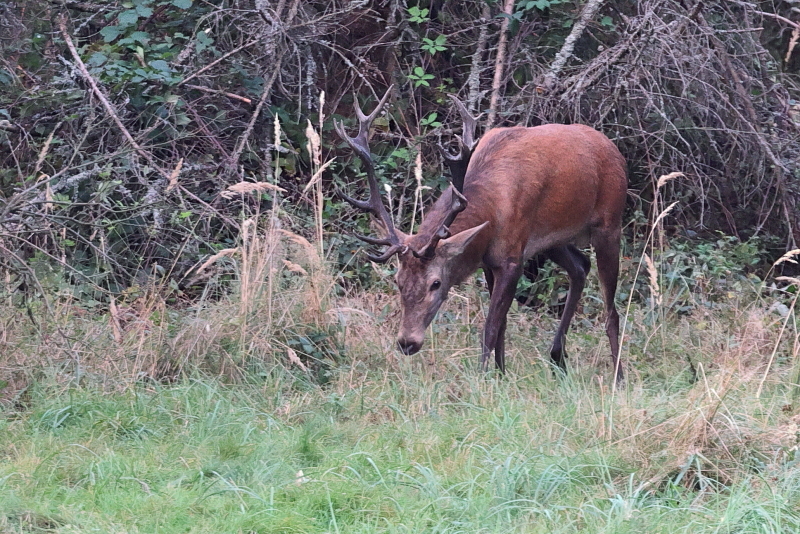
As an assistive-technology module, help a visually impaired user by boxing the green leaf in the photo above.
[117,9,139,27]
[172,0,192,8]
[413,66,425,77]
[87,52,108,67]
[134,4,153,17]
[100,25,122,42]
[129,31,150,44]
[149,59,171,72]
[407,5,430,23]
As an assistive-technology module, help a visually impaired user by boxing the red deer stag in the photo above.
[335,87,627,384]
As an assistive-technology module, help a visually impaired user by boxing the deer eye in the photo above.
[430,280,442,291]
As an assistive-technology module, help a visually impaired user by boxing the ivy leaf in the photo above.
[172,0,192,8]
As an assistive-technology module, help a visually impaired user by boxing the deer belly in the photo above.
[522,226,590,259]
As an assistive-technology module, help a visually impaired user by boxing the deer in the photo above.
[334,86,628,385]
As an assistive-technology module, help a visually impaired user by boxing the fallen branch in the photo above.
[541,0,606,92]
[59,14,240,230]
[58,14,163,176]
[467,3,492,112]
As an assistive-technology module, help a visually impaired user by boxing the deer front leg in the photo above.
[481,261,522,373]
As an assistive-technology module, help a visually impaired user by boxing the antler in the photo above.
[334,86,404,263]
[412,187,468,259]
[440,94,480,193]
[413,96,480,258]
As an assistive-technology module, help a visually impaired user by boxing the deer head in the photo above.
[335,86,486,354]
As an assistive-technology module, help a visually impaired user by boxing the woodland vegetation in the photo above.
[1,2,800,532]
[2,0,799,299]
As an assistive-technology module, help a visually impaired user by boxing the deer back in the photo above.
[413,124,627,278]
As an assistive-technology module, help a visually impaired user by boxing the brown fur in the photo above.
[395,124,627,384]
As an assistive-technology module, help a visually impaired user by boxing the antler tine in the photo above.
[447,94,479,152]
[353,233,393,246]
[440,94,481,193]
[366,244,405,264]
[335,85,405,260]
[412,187,468,259]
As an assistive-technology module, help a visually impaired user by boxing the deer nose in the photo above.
[397,338,422,355]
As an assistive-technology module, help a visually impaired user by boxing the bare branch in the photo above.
[541,0,606,92]
[488,0,516,127]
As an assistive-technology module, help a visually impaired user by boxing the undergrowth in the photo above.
[1,221,799,532]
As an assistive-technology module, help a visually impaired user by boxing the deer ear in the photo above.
[437,221,489,259]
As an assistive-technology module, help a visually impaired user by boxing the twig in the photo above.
[176,38,260,87]
[488,0,515,127]
[226,65,282,176]
[226,0,301,175]
[51,0,110,13]
[184,84,252,104]
[730,1,800,30]
[697,10,799,246]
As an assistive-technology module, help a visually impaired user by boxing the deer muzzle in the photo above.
[397,336,423,355]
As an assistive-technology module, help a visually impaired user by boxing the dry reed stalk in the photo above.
[316,92,326,257]
[786,26,799,64]
[303,94,329,257]
[192,248,238,276]
[643,252,661,309]
[165,158,184,192]
[614,173,683,411]
[33,122,63,179]
[757,275,800,398]
[109,296,123,344]
[774,248,800,266]
[266,113,283,336]
[286,346,308,371]
[221,181,286,198]
[656,171,683,190]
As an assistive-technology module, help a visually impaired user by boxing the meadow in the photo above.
[1,223,799,534]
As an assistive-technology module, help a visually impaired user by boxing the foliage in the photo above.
[0,0,798,307]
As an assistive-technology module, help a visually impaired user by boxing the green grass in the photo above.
[1,229,799,532]
[2,338,800,533]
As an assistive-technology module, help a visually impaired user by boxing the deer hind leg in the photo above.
[545,245,590,374]
[591,229,624,386]
[481,261,522,373]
